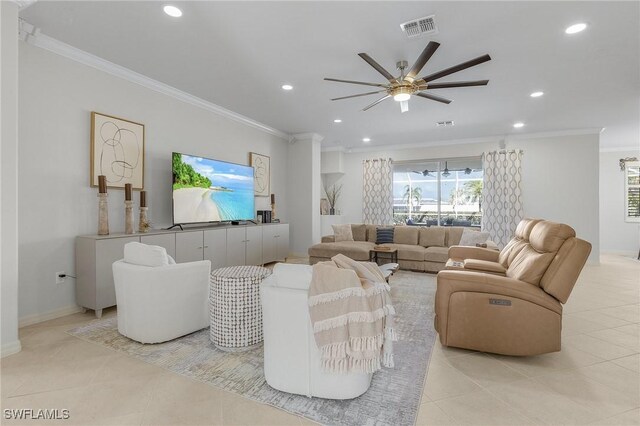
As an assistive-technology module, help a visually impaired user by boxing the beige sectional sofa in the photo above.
[308,224,495,273]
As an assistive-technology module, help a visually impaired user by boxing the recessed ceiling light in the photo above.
[163,5,182,17]
[513,122,525,128]
[362,138,371,143]
[334,119,342,123]
[281,84,293,91]
[530,91,544,98]
[565,23,587,34]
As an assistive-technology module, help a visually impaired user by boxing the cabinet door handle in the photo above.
[204,245,209,249]
[197,246,203,249]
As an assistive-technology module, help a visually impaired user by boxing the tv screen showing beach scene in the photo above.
[172,153,255,224]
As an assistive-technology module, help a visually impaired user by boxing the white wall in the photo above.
[18,42,289,322]
[333,132,600,262]
[1,2,22,356]
[600,150,640,254]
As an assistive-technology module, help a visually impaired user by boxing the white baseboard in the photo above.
[1,340,22,358]
[19,305,83,328]
[601,250,637,257]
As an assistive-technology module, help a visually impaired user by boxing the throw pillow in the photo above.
[376,227,394,244]
[351,224,367,242]
[394,226,419,245]
[419,227,446,247]
[124,242,170,267]
[332,224,354,242]
[458,228,490,247]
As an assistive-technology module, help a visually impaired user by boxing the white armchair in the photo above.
[261,263,373,399]
[113,242,211,344]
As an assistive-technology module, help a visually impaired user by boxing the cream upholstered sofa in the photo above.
[435,219,592,356]
[308,224,496,272]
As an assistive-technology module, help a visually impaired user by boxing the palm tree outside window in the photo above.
[392,157,483,226]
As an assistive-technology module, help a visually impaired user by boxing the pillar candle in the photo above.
[98,175,107,193]
[140,190,147,207]
[125,183,132,201]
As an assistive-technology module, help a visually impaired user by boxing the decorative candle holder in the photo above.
[138,206,149,233]
[125,200,135,234]
[98,193,109,235]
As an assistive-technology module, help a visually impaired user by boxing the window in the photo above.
[625,161,640,222]
[392,157,483,226]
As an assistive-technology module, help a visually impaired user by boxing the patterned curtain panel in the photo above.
[362,158,393,225]
[482,150,524,248]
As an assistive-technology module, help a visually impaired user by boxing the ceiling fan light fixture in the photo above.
[393,93,411,102]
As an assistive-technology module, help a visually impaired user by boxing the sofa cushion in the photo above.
[366,225,378,243]
[376,227,394,244]
[458,229,490,246]
[124,242,169,267]
[506,245,556,286]
[383,244,426,261]
[351,224,367,242]
[424,246,450,263]
[394,226,419,245]
[445,227,465,247]
[332,224,354,242]
[308,241,374,261]
[419,227,446,247]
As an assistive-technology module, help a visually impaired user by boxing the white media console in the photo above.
[76,223,289,318]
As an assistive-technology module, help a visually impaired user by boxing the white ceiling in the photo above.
[20,1,640,150]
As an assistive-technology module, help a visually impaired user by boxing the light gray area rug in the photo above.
[68,271,437,426]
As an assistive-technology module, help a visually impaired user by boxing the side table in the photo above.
[369,247,398,265]
[209,265,271,351]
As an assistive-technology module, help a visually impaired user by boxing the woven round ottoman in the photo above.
[209,265,271,351]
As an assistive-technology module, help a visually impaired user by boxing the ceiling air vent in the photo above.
[400,15,438,39]
[436,120,454,127]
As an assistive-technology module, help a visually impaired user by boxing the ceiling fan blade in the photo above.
[331,90,387,101]
[324,78,388,88]
[415,92,452,104]
[406,41,440,81]
[421,54,491,83]
[358,53,397,82]
[426,80,489,89]
[362,95,391,111]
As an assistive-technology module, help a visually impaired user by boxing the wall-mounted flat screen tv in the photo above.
[172,152,255,224]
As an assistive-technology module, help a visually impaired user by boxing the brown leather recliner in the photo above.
[435,220,592,356]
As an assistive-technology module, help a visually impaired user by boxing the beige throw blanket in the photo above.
[308,254,397,374]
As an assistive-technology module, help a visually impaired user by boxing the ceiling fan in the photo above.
[413,162,474,178]
[324,41,491,112]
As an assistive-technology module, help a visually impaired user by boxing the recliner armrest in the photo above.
[321,235,335,243]
[448,246,500,262]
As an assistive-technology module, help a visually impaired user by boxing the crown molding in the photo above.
[22,29,290,141]
[504,127,604,141]
[9,0,37,10]
[600,146,640,153]
[291,133,324,144]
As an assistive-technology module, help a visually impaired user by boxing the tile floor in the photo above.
[1,254,638,425]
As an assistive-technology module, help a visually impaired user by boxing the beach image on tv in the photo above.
[172,153,255,223]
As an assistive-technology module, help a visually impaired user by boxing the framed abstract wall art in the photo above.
[90,112,145,189]
[250,152,270,197]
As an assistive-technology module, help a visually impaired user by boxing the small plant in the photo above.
[324,184,342,212]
